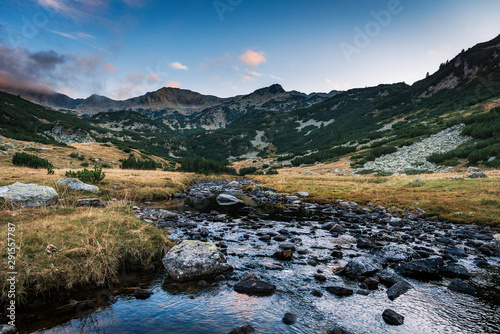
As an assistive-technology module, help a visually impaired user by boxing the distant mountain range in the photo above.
[1,34,499,167]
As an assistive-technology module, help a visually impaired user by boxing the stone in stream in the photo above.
[326,286,354,297]
[362,277,379,290]
[377,244,419,262]
[377,269,404,287]
[440,263,470,279]
[342,256,385,279]
[234,279,276,296]
[387,281,413,300]
[447,278,477,295]
[356,238,377,249]
[216,194,243,206]
[311,289,323,297]
[273,249,294,261]
[382,309,404,326]
[327,327,350,334]
[395,256,444,280]
[0,182,58,208]
[133,288,153,299]
[57,178,101,193]
[162,240,232,281]
[282,312,298,325]
[227,324,255,334]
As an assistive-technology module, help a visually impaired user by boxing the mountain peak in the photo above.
[249,84,285,97]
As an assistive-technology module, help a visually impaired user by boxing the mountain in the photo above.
[1,34,499,167]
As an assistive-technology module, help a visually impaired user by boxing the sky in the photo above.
[0,0,499,99]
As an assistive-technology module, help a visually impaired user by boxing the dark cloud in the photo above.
[29,50,66,69]
[0,45,107,96]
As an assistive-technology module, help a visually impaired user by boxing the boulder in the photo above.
[378,244,419,262]
[234,279,276,296]
[343,256,385,279]
[56,178,101,193]
[327,327,350,334]
[469,172,487,179]
[448,278,476,295]
[440,263,470,279]
[294,192,309,198]
[216,194,243,206]
[396,256,443,280]
[387,280,413,300]
[0,182,58,208]
[282,312,297,325]
[382,309,404,326]
[162,240,232,281]
[273,249,294,261]
[326,286,354,297]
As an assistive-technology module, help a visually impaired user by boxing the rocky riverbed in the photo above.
[20,179,500,334]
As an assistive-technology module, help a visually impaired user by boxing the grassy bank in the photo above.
[252,171,500,227]
[0,167,197,307]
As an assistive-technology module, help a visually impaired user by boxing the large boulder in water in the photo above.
[216,194,243,206]
[162,240,232,281]
[395,256,443,280]
[342,255,386,279]
[56,178,101,193]
[0,182,58,208]
[377,244,419,262]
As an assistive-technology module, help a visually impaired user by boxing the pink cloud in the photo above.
[239,50,267,67]
[105,64,117,72]
[170,62,188,70]
[165,81,181,88]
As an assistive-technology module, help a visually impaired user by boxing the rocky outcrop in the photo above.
[0,182,58,208]
[56,178,101,193]
[162,240,232,281]
[45,123,95,144]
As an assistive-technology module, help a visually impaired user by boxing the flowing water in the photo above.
[17,181,500,334]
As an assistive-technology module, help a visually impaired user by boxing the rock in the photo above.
[133,288,153,299]
[327,327,350,334]
[273,249,294,261]
[173,193,187,198]
[410,178,424,184]
[469,172,487,179]
[378,244,419,262]
[282,312,297,325]
[56,178,101,193]
[378,269,403,287]
[228,181,240,188]
[467,166,481,173]
[0,182,58,208]
[387,280,413,300]
[306,170,312,175]
[46,244,57,254]
[314,274,327,282]
[295,192,309,198]
[444,247,467,258]
[331,250,343,259]
[382,309,404,326]
[199,227,210,238]
[227,325,255,334]
[311,289,323,297]
[162,240,232,281]
[216,194,243,206]
[357,238,377,249]
[76,198,104,207]
[396,256,443,280]
[234,279,276,296]
[326,286,354,297]
[363,277,379,290]
[448,278,476,295]
[441,263,470,279]
[0,324,18,334]
[343,256,385,279]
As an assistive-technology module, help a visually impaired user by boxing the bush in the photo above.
[179,158,236,175]
[239,167,258,176]
[69,152,85,160]
[266,169,279,175]
[12,152,53,169]
[122,147,132,153]
[65,165,105,184]
[371,146,397,157]
[80,161,90,167]
[120,154,157,170]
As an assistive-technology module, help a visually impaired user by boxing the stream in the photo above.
[17,179,500,334]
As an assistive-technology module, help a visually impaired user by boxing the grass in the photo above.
[251,170,500,227]
[0,205,172,306]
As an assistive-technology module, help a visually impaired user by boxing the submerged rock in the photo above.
[448,278,476,295]
[282,312,297,325]
[216,194,243,206]
[326,286,354,297]
[0,182,58,208]
[342,256,385,279]
[227,325,255,334]
[234,279,276,296]
[396,256,444,280]
[387,280,413,300]
[162,240,232,281]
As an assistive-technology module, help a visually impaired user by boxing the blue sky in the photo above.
[0,0,499,99]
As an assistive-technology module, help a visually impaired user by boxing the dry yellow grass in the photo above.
[252,170,500,226]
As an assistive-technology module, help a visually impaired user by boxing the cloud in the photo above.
[170,62,188,70]
[111,72,161,99]
[246,68,282,81]
[105,64,117,72]
[165,81,180,88]
[239,50,266,67]
[0,45,107,97]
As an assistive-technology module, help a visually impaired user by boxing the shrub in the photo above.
[80,162,89,167]
[65,165,105,184]
[239,167,258,176]
[371,146,397,157]
[120,154,157,170]
[178,158,236,175]
[266,169,279,175]
[12,152,53,169]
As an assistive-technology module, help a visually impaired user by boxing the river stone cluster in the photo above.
[360,124,471,173]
